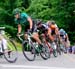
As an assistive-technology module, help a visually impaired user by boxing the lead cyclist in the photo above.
[13,8,44,48]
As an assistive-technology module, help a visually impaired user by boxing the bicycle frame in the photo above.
[0,27,18,63]
[17,33,33,45]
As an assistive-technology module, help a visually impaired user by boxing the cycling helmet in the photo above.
[59,28,67,35]
[60,29,64,32]
[13,8,21,15]
[47,20,55,26]
[36,20,42,25]
[50,20,55,24]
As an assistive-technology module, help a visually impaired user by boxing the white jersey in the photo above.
[42,24,49,30]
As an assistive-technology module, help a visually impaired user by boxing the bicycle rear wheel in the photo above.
[3,38,18,63]
[22,41,36,61]
[51,42,58,57]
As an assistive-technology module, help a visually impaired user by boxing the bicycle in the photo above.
[40,34,58,57]
[17,31,50,61]
[0,27,18,63]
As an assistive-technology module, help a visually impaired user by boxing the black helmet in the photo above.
[36,19,42,25]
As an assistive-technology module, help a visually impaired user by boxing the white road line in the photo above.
[0,64,74,69]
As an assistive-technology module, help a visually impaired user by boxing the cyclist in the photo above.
[13,8,43,48]
[47,20,60,42]
[46,20,62,54]
[36,20,54,43]
[59,29,68,42]
[59,28,69,53]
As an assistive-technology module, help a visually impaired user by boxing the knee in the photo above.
[32,32,39,37]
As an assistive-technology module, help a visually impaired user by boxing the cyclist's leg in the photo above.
[31,32,43,53]
[32,32,42,44]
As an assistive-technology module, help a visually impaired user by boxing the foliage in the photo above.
[27,0,75,43]
[0,0,75,43]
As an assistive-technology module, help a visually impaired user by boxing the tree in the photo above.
[22,0,31,9]
[27,0,75,43]
[0,0,75,43]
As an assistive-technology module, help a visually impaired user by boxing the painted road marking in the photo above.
[0,64,75,69]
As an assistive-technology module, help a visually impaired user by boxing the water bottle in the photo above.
[33,42,38,48]
[52,42,57,50]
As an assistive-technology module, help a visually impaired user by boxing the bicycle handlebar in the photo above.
[17,34,23,42]
[17,31,32,42]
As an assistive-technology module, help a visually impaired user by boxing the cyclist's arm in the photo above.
[24,13,33,30]
[14,19,22,34]
[27,17,33,30]
[66,33,69,40]
[18,24,22,34]
[55,27,59,35]
[48,28,51,35]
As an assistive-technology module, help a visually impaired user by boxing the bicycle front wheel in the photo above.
[53,49,58,57]
[22,41,36,61]
[3,38,18,63]
[40,44,50,60]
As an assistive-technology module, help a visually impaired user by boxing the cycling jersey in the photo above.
[14,12,36,32]
[37,24,48,34]
[15,13,29,24]
[50,24,57,30]
[50,24,57,35]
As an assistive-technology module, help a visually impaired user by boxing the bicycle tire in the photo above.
[53,49,58,57]
[22,40,36,61]
[40,44,50,60]
[3,38,18,63]
[55,37,62,55]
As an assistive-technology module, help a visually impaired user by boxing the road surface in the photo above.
[0,52,75,69]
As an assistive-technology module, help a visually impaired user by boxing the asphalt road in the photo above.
[0,52,75,69]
